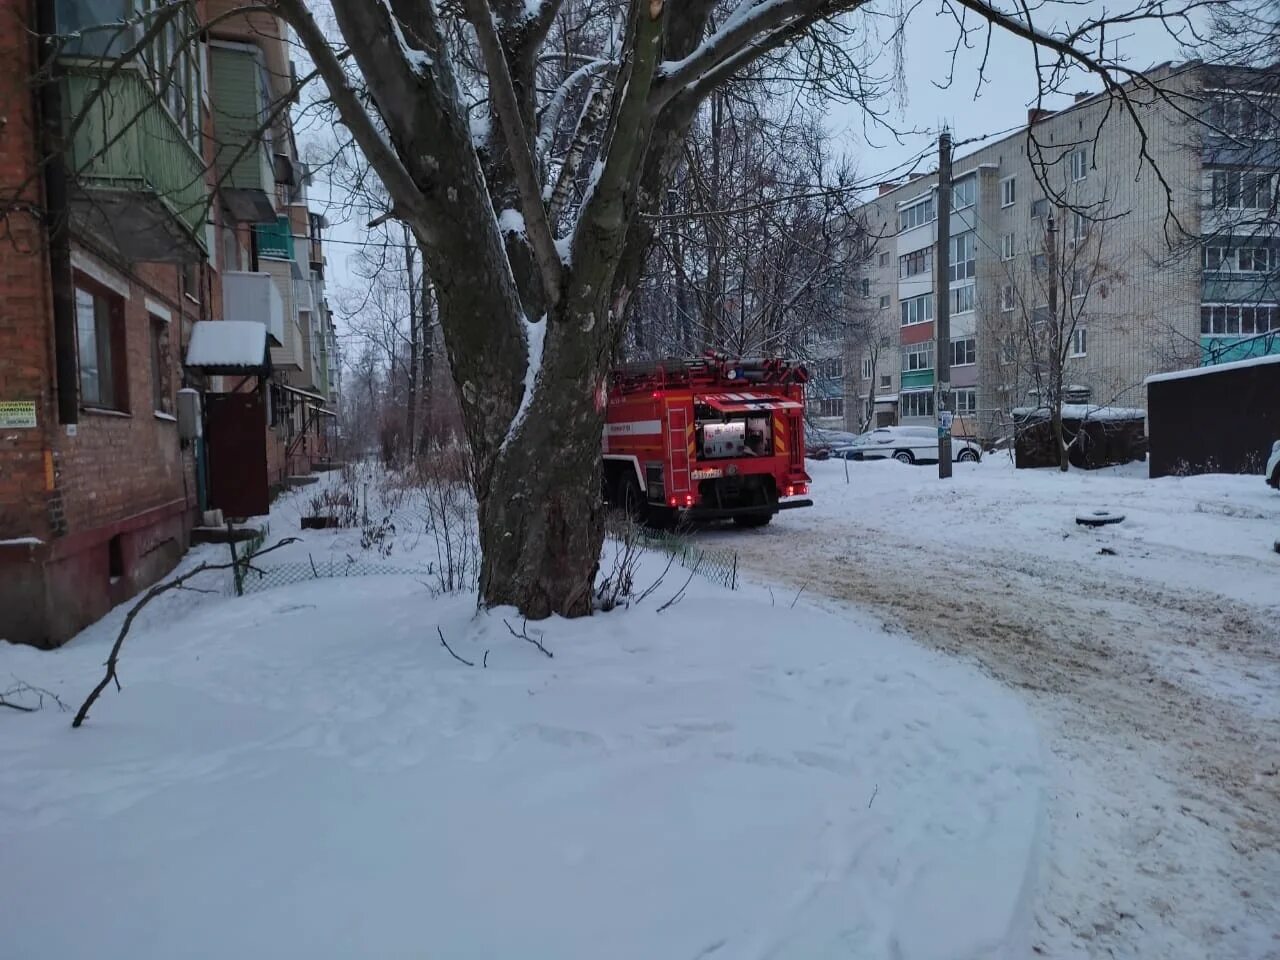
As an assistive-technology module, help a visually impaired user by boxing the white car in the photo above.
[833,426,983,464]
[1267,440,1280,489]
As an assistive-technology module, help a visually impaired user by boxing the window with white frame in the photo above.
[954,388,977,414]
[1237,247,1270,272]
[817,397,844,418]
[1031,197,1049,220]
[879,252,890,267]
[950,337,976,366]
[1070,327,1088,357]
[1070,148,1088,182]
[860,278,871,296]
[899,248,933,279]
[952,177,976,211]
[900,390,934,418]
[900,292,933,326]
[1001,284,1015,311]
[1000,177,1016,207]
[1070,211,1090,243]
[1001,232,1016,260]
[902,341,934,372]
[1207,95,1278,139]
[1070,267,1088,298]
[75,281,128,411]
[879,294,890,309]
[861,357,874,379]
[880,374,892,389]
[899,196,935,232]
[950,283,975,315]
[1210,170,1274,210]
[948,231,976,281]
[1201,303,1280,335]
[1000,336,1018,364]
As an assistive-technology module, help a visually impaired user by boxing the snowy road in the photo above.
[698,458,1280,959]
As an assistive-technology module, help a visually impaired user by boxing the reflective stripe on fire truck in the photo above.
[773,413,787,455]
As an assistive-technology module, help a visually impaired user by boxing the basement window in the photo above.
[108,535,124,583]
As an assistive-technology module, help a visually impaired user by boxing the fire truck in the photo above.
[602,354,813,527]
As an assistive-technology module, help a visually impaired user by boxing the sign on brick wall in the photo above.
[0,401,37,429]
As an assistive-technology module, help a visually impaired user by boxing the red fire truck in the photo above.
[602,354,813,527]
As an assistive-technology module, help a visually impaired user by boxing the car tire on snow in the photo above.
[957,449,980,463]
[893,451,914,464]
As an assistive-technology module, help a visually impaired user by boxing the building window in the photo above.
[880,374,892,389]
[950,284,975,315]
[1069,148,1088,182]
[954,388,977,415]
[150,316,172,414]
[948,231,977,281]
[952,177,976,211]
[1000,177,1016,207]
[1070,327,1087,357]
[900,390,934,418]
[812,357,843,379]
[899,248,933,279]
[899,196,935,233]
[950,337,977,367]
[860,278,871,297]
[902,341,934,372]
[1001,284,1016,312]
[1031,197,1049,220]
[1001,232,1016,260]
[878,252,890,267]
[879,294,890,309]
[1210,170,1274,210]
[900,292,933,326]
[75,283,127,411]
[1201,303,1279,335]
[861,357,874,379]
[1237,247,1269,273]
[818,397,844,419]
[1070,211,1090,243]
[1207,96,1277,138]
[1001,336,1018,364]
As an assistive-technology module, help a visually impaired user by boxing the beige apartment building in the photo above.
[841,62,1277,441]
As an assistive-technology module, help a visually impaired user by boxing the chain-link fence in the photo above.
[233,555,433,596]
[636,527,739,591]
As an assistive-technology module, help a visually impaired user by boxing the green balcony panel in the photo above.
[210,45,277,223]
[61,66,208,263]
[1201,335,1280,365]
[900,369,935,389]
[255,217,295,260]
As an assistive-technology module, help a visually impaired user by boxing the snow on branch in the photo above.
[464,0,564,305]
[535,57,615,169]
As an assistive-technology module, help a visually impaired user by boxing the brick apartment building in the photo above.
[0,1,340,647]
[838,62,1279,440]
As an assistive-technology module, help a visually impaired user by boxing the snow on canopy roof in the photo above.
[185,321,270,372]
[1144,352,1280,385]
[1011,403,1146,422]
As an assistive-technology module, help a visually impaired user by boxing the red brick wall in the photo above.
[0,2,56,542]
[51,251,199,535]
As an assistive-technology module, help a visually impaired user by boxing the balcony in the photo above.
[60,65,208,263]
[255,216,295,260]
[209,44,277,223]
[222,272,285,346]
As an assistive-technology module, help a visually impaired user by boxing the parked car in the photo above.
[832,426,983,464]
[1267,440,1280,488]
[805,427,859,460]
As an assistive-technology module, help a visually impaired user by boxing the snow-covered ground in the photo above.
[1,476,1049,959]
[698,456,1280,959]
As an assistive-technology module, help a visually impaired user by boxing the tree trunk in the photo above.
[405,225,419,462]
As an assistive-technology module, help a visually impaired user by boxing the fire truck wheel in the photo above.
[616,473,646,523]
[733,512,773,528]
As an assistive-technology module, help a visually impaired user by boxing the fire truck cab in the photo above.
[602,354,813,527]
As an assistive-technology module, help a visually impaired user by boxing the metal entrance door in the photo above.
[204,391,270,518]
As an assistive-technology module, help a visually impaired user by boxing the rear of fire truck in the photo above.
[602,355,813,527]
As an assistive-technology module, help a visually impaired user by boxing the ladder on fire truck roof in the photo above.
[611,354,809,393]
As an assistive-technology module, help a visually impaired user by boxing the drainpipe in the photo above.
[34,0,78,425]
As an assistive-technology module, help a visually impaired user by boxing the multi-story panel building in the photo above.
[843,62,1275,440]
[1,1,337,646]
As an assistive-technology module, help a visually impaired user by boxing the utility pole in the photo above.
[934,129,953,479]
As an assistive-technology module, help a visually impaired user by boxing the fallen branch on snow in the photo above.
[504,618,553,658]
